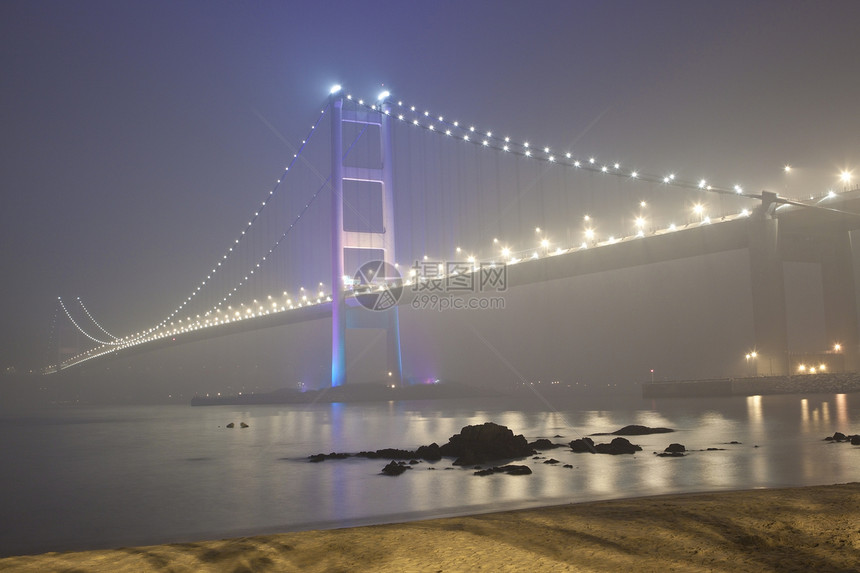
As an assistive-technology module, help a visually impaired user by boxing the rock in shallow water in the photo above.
[569,437,595,453]
[594,437,642,455]
[439,422,534,465]
[473,465,532,476]
[599,425,674,436]
[381,461,412,476]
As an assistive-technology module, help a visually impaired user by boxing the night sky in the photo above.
[3,0,860,378]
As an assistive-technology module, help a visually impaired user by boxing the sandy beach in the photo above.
[1,482,858,572]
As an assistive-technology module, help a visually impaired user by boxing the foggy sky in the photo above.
[3,0,860,378]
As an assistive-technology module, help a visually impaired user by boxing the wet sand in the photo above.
[1,483,858,572]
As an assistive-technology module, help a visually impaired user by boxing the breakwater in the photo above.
[642,372,860,398]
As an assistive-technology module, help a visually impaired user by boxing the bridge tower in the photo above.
[330,94,403,387]
[748,191,790,375]
[749,191,860,375]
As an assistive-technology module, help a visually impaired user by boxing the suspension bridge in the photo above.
[46,87,860,387]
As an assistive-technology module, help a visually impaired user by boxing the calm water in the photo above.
[1,392,859,556]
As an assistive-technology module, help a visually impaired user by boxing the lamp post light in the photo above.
[584,227,595,246]
[540,238,550,255]
[745,351,758,377]
[840,170,852,191]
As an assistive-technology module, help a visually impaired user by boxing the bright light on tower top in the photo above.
[378,90,391,101]
[330,84,342,94]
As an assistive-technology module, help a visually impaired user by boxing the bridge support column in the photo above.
[330,94,403,387]
[821,231,860,371]
[748,192,789,375]
[331,98,346,387]
[386,307,403,383]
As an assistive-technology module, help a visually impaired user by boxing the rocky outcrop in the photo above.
[824,432,860,444]
[593,425,674,436]
[415,443,442,461]
[570,436,642,455]
[439,422,534,465]
[569,437,595,453]
[381,461,412,476]
[308,452,351,463]
[657,443,686,457]
[357,448,416,460]
[593,437,642,455]
[308,422,543,468]
[473,464,532,476]
[528,438,565,450]
[310,444,442,463]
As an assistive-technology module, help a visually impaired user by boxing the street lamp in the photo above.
[840,170,853,191]
[745,351,757,376]
[584,227,595,246]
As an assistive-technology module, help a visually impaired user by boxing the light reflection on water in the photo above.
[1,392,858,556]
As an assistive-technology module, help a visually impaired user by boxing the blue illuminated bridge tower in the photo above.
[330,93,402,387]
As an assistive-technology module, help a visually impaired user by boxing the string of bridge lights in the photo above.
[57,97,334,356]
[76,297,119,341]
[206,172,335,316]
[338,86,755,201]
[42,306,60,370]
[55,86,853,370]
[57,297,124,346]
[143,102,333,340]
[53,344,118,372]
[108,127,383,348]
[56,201,743,368]
[55,86,758,366]
[169,118,376,327]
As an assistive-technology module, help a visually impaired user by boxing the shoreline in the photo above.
[643,372,860,398]
[2,483,858,572]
